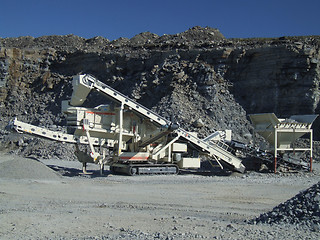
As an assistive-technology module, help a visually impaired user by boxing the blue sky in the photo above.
[0,0,319,40]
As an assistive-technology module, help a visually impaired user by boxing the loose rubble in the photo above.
[1,26,320,160]
[0,155,61,179]
[0,157,320,239]
[0,26,320,240]
[251,181,320,229]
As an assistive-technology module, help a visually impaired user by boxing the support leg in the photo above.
[100,163,104,176]
[310,130,313,172]
[81,162,93,175]
[82,162,88,174]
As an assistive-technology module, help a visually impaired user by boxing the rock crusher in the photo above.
[11,74,245,175]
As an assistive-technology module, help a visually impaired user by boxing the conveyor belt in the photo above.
[73,74,171,127]
[175,128,245,173]
[11,118,109,146]
[76,75,245,173]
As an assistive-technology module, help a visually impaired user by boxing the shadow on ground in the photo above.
[47,164,112,178]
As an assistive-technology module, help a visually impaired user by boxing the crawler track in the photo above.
[110,163,179,176]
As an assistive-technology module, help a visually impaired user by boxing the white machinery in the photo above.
[249,113,318,173]
[12,74,245,175]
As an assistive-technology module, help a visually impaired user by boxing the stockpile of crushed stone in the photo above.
[0,154,61,180]
[0,130,76,161]
[251,182,320,229]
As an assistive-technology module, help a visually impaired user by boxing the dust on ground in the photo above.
[0,153,320,239]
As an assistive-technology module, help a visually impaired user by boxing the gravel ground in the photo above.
[0,154,320,239]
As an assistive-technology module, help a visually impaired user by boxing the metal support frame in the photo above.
[152,135,181,161]
[273,127,313,173]
[250,113,317,173]
[118,103,124,156]
[310,130,313,172]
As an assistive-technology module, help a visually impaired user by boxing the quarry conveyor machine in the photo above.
[12,74,245,175]
[228,113,318,173]
[248,113,317,173]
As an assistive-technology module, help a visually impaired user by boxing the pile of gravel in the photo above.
[251,182,320,229]
[0,129,76,161]
[0,155,61,180]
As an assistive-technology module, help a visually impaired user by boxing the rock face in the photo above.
[228,43,320,114]
[0,27,320,159]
